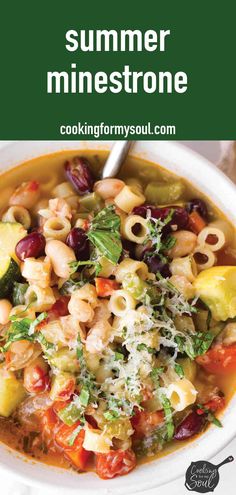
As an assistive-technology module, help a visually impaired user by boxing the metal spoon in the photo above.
[102,141,134,179]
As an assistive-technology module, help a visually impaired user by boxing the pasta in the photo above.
[197,220,233,252]
[193,246,216,271]
[108,289,136,316]
[2,206,31,229]
[121,215,149,244]
[114,185,145,213]
[43,216,71,241]
[115,258,149,282]
[21,257,51,288]
[166,378,197,411]
[25,285,56,311]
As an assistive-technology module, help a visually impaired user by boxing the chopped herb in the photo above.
[114,351,124,361]
[137,343,156,354]
[175,331,214,360]
[68,424,83,446]
[69,260,98,275]
[161,396,174,440]
[104,410,120,421]
[174,363,184,378]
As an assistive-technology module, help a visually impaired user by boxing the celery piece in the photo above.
[79,192,104,212]
[145,181,185,205]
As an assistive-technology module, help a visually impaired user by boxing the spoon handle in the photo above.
[102,141,134,179]
[216,456,234,469]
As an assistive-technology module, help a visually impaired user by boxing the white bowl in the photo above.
[0,140,236,494]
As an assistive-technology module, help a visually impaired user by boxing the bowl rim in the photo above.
[0,140,236,494]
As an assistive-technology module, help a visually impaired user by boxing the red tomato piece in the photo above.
[55,423,90,470]
[204,395,225,412]
[96,449,136,480]
[37,296,70,330]
[196,344,236,374]
[95,278,120,297]
[131,409,164,438]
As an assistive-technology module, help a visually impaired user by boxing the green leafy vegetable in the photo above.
[175,331,214,360]
[68,424,83,446]
[1,312,48,352]
[161,396,174,440]
[87,206,122,265]
[174,363,184,378]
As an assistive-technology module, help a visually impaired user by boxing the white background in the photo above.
[0,140,235,495]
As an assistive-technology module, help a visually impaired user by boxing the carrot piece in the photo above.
[95,278,119,297]
[188,211,206,234]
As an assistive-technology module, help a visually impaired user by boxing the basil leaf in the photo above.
[87,230,122,264]
[91,205,120,231]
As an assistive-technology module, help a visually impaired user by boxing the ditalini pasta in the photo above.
[0,150,235,481]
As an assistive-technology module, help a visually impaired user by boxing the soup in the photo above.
[0,150,236,480]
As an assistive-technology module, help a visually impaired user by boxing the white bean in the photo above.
[45,240,76,278]
[94,179,125,200]
[168,230,197,258]
[0,299,12,325]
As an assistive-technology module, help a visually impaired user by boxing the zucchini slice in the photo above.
[0,253,21,298]
[0,222,26,262]
[0,367,26,417]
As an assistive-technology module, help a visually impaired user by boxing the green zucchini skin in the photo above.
[0,258,21,298]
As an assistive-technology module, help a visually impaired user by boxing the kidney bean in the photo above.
[64,156,94,194]
[15,232,46,261]
[133,205,189,233]
[145,255,171,278]
[174,410,206,441]
[122,239,136,259]
[186,198,208,220]
[66,227,90,261]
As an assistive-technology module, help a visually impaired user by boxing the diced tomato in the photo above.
[131,409,164,438]
[95,278,120,297]
[53,400,70,414]
[55,423,90,470]
[204,395,225,412]
[5,351,12,366]
[37,296,70,330]
[49,296,70,319]
[96,449,136,480]
[188,211,206,234]
[196,344,236,374]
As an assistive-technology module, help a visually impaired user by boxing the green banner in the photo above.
[0,0,235,139]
